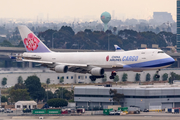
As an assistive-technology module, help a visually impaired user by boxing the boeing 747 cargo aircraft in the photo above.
[13,25,175,81]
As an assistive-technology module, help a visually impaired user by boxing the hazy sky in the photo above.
[0,0,177,21]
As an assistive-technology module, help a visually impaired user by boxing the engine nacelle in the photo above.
[55,65,68,73]
[90,67,104,76]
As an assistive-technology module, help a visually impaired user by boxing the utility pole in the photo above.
[0,89,1,108]
[61,87,63,99]
[52,32,58,49]
[47,84,48,101]
[108,33,109,51]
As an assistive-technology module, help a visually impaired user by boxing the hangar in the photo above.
[74,84,180,110]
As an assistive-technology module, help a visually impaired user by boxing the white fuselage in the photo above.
[23,49,174,72]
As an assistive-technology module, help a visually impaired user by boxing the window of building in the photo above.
[23,105,27,108]
[67,76,69,79]
[178,8,180,13]
[57,76,59,79]
[71,76,73,79]
[177,1,180,7]
[85,76,87,79]
[177,15,180,21]
[177,35,180,41]
[74,94,180,99]
[17,105,20,108]
[33,105,37,109]
[177,22,180,27]
[78,76,80,79]
[177,44,180,48]
[177,28,180,34]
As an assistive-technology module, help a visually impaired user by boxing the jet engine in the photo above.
[90,67,104,76]
[55,65,68,73]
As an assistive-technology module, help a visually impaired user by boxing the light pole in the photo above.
[47,84,48,101]
[62,87,63,99]
[109,98,113,105]
[52,32,58,49]
[89,100,91,110]
[0,89,1,108]
[108,33,109,51]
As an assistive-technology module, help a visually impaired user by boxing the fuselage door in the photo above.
[141,52,146,60]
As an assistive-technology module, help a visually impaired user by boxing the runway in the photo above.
[1,112,180,120]
[0,115,180,120]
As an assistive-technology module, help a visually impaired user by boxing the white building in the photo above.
[74,84,180,110]
[0,68,180,87]
[15,101,37,110]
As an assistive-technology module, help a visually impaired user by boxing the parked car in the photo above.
[143,109,149,112]
[4,109,13,113]
[0,108,4,112]
[109,110,115,115]
[23,108,31,113]
[114,110,122,115]
[129,106,140,114]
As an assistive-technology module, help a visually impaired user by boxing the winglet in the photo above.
[18,25,51,53]
[114,45,124,52]
[8,54,16,60]
[114,45,121,50]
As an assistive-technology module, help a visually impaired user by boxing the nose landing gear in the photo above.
[155,74,160,78]
[155,69,160,78]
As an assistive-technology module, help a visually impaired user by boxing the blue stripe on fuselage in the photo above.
[123,57,175,68]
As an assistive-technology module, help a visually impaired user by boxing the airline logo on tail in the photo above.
[24,33,40,51]
[18,25,51,53]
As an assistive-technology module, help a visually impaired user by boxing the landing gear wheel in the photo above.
[109,71,116,79]
[155,74,160,78]
[111,71,116,76]
[109,76,114,79]
[155,69,160,78]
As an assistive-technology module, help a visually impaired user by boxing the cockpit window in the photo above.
[158,51,164,53]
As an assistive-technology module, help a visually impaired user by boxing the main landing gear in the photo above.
[90,71,117,82]
[109,71,116,79]
[155,69,160,78]
[89,75,104,82]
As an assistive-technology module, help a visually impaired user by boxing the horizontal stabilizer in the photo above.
[22,59,53,64]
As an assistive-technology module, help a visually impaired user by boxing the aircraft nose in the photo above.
[169,57,175,64]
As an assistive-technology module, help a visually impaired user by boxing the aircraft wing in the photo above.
[21,58,124,73]
[67,64,124,74]
[22,58,90,73]
[22,59,87,66]
[22,59,87,67]
[68,66,90,73]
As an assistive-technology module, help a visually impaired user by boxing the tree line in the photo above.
[36,26,176,50]
[0,25,176,51]
[1,75,73,107]
[102,72,180,83]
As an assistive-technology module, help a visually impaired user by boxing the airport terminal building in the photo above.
[74,85,180,110]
